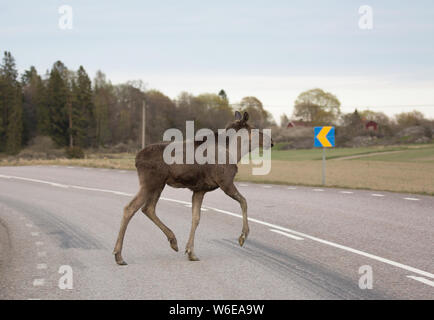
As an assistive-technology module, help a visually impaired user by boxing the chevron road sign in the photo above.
[314,126,335,185]
[314,126,335,147]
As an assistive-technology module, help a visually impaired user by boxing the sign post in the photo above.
[322,147,326,185]
[314,126,335,186]
[142,100,146,149]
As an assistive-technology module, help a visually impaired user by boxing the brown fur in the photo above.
[113,111,273,264]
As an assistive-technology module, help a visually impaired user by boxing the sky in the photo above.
[1,0,434,122]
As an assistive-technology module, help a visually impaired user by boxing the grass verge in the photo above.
[237,160,434,196]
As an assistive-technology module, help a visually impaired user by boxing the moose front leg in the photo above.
[185,191,205,261]
[219,183,249,246]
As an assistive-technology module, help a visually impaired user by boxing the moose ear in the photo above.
[242,112,249,122]
[235,111,242,121]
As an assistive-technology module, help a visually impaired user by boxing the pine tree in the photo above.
[218,89,228,103]
[72,66,94,147]
[93,70,112,146]
[0,51,23,153]
[46,61,69,146]
[0,76,6,149]
[36,76,50,135]
[6,85,23,154]
[21,66,43,144]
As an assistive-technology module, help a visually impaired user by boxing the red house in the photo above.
[287,120,311,128]
[365,120,378,131]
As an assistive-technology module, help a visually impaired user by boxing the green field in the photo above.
[346,146,434,163]
[268,144,433,162]
[240,144,434,195]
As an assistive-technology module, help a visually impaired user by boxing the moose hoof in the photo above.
[188,254,200,261]
[238,234,246,247]
[114,252,128,266]
[169,238,179,252]
[185,249,200,261]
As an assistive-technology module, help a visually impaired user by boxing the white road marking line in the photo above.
[407,276,434,287]
[404,197,420,201]
[239,184,249,187]
[70,185,131,196]
[52,182,68,188]
[161,197,190,205]
[287,187,297,190]
[33,279,45,286]
[37,263,47,270]
[27,298,41,300]
[67,166,74,169]
[262,185,272,188]
[313,189,324,192]
[270,229,304,241]
[31,232,39,237]
[0,175,68,188]
[340,191,353,194]
[25,223,33,228]
[371,194,384,197]
[119,170,127,173]
[37,251,47,257]
[183,203,208,211]
[35,241,44,246]
[2,174,433,279]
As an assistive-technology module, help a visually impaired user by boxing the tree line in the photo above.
[274,88,433,148]
[284,87,430,129]
[0,51,277,155]
[1,51,431,155]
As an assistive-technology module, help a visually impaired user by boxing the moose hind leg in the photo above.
[142,189,178,252]
[113,187,146,265]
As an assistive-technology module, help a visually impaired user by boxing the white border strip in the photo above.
[270,229,304,241]
[407,276,434,287]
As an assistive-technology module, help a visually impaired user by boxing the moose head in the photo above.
[226,111,274,150]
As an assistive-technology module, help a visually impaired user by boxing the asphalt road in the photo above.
[0,165,433,300]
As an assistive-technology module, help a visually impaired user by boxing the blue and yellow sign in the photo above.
[314,126,335,147]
